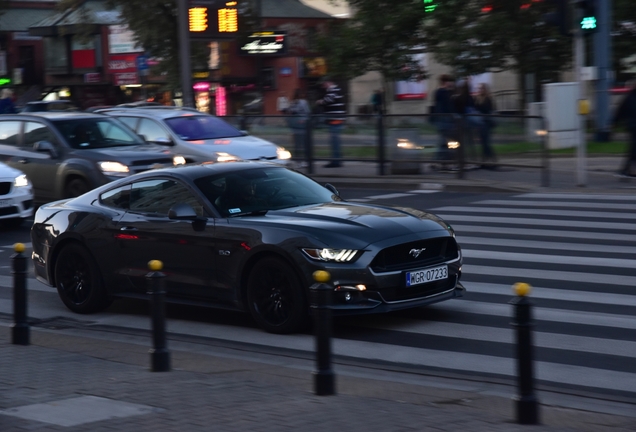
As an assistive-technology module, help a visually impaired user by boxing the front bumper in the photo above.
[0,186,34,220]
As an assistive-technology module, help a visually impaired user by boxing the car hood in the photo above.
[0,161,26,179]
[234,202,452,247]
[187,135,280,159]
[77,144,175,161]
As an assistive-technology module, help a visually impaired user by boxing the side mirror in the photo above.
[324,183,339,196]
[154,137,172,146]
[33,140,58,158]
[240,130,249,136]
[168,203,199,221]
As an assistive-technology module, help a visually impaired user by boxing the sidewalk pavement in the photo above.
[299,156,636,194]
[1,323,634,431]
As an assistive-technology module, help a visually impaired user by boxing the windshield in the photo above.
[194,166,340,217]
[53,118,144,149]
[165,115,243,140]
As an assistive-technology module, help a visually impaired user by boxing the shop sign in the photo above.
[193,71,210,79]
[107,54,139,74]
[12,32,41,41]
[279,67,292,77]
[239,32,287,56]
[84,73,101,83]
[193,82,210,91]
[113,72,139,86]
[108,25,144,54]
[299,57,327,78]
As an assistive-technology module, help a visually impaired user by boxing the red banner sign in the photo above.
[113,72,139,86]
[107,54,140,74]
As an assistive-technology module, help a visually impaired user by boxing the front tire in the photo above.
[54,243,112,313]
[64,178,90,198]
[246,257,308,334]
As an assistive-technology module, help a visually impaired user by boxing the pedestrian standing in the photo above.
[317,77,346,168]
[453,79,479,164]
[371,89,384,115]
[475,83,497,168]
[287,88,311,166]
[612,79,636,177]
[277,92,290,114]
[433,74,455,163]
[0,88,17,114]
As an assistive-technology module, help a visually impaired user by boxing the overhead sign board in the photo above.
[188,0,239,39]
[239,32,287,56]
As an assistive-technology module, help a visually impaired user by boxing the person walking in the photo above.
[432,74,455,164]
[452,79,479,165]
[370,89,384,115]
[474,83,497,168]
[612,79,636,177]
[317,77,346,168]
[286,88,311,166]
[0,88,17,114]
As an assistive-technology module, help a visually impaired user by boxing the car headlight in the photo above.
[99,161,130,175]
[276,147,292,160]
[302,248,360,262]
[14,174,30,187]
[215,152,240,162]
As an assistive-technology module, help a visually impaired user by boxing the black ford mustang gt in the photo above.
[31,161,465,333]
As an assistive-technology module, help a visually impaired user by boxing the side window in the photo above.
[97,121,134,142]
[24,122,58,148]
[129,179,204,216]
[117,116,139,131]
[100,184,131,210]
[137,119,170,142]
[0,121,22,147]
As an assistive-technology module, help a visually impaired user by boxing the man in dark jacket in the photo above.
[612,80,636,177]
[317,77,346,168]
[433,74,455,162]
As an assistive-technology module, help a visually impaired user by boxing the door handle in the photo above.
[119,226,138,232]
[18,159,29,164]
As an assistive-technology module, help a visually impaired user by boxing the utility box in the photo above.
[544,82,579,149]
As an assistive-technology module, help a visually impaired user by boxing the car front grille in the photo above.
[370,237,459,273]
[0,182,11,195]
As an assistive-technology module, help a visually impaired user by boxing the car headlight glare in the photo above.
[173,156,187,166]
[276,147,292,160]
[302,248,360,262]
[99,161,129,175]
[215,152,240,162]
[14,174,30,188]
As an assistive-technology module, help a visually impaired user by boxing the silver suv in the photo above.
[0,112,187,203]
[98,106,291,165]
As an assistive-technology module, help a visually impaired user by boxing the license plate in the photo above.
[0,200,10,207]
[405,265,448,287]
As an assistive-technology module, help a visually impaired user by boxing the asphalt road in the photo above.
[1,189,634,405]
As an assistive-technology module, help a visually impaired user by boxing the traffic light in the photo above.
[576,0,598,33]
[423,0,437,13]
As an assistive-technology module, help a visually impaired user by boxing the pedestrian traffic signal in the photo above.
[576,0,597,33]
[423,0,437,12]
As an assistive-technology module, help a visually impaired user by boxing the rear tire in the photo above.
[64,178,90,198]
[246,257,308,334]
[54,243,112,313]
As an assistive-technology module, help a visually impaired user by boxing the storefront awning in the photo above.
[0,8,57,32]
[28,0,122,37]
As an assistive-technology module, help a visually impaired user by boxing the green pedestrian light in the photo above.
[423,0,437,13]
[580,16,597,31]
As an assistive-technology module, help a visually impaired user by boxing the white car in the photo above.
[0,162,34,227]
[98,107,292,165]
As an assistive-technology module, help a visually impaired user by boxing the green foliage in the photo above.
[317,0,427,82]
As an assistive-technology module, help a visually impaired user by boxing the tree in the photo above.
[317,0,428,88]
[423,0,573,105]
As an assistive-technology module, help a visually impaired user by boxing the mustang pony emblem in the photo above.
[409,248,426,258]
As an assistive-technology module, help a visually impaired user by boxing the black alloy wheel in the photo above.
[64,178,90,198]
[246,257,308,334]
[54,243,111,313]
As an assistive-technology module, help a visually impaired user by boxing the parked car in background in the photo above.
[0,112,191,203]
[20,100,79,113]
[31,161,465,334]
[97,106,292,165]
[0,161,33,227]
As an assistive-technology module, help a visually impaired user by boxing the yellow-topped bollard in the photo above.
[313,270,331,283]
[513,282,532,297]
[148,260,163,271]
[14,243,25,254]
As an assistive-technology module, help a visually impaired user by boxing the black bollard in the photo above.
[510,282,539,425]
[12,243,29,345]
[147,260,170,372]
[310,270,335,396]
